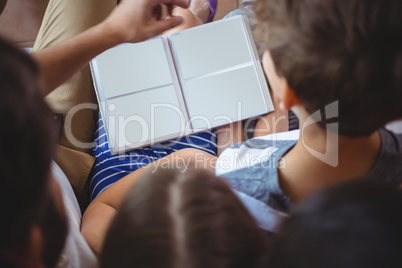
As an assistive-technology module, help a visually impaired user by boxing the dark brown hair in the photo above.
[255,0,402,136]
[101,168,268,268]
[0,37,64,266]
[267,180,402,268]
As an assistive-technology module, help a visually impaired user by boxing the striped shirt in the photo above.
[90,115,217,200]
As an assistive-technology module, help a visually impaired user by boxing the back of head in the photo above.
[101,168,268,268]
[0,38,59,261]
[268,180,402,268]
[255,0,402,136]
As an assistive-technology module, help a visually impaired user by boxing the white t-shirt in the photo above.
[52,162,98,268]
[386,119,402,134]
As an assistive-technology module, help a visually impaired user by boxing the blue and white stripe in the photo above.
[90,114,217,200]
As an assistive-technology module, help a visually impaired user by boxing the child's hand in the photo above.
[102,0,189,44]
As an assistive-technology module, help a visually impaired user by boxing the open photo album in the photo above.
[90,15,273,154]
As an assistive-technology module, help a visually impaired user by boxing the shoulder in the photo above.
[366,128,402,186]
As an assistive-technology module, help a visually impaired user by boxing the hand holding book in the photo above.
[103,0,189,44]
[91,16,274,153]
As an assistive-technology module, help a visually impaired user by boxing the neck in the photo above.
[279,106,381,203]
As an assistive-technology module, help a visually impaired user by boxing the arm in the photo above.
[32,0,189,95]
[81,148,217,255]
[217,121,245,156]
[81,201,116,258]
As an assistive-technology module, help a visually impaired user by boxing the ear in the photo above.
[27,225,43,265]
[280,84,301,110]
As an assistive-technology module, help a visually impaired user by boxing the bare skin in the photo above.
[81,3,284,255]
[82,148,217,256]
[82,5,218,256]
[261,51,381,203]
[214,0,238,21]
[31,0,189,95]
[279,105,381,203]
[82,36,383,259]
[216,121,245,155]
[161,0,246,155]
[1,0,193,265]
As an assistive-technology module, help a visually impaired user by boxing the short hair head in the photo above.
[101,168,268,268]
[268,180,402,268]
[255,0,402,136]
[0,37,60,262]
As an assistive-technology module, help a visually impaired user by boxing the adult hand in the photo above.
[32,0,189,95]
[102,0,189,44]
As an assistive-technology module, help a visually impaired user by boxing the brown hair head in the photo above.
[101,167,268,268]
[255,0,402,136]
[0,37,62,266]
